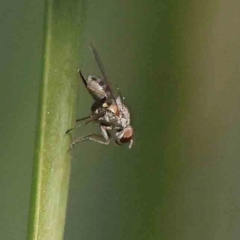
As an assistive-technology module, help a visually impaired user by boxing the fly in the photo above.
[66,44,133,149]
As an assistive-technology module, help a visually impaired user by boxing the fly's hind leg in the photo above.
[66,115,93,134]
[69,126,111,149]
[66,111,105,134]
[78,69,87,87]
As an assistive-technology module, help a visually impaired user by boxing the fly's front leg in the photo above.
[100,125,111,143]
[69,126,111,149]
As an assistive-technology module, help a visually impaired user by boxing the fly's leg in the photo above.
[69,134,109,149]
[76,115,94,123]
[100,125,111,142]
[78,69,87,87]
[69,126,111,149]
[66,111,105,134]
[66,115,93,134]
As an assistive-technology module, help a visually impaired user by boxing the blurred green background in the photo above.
[1,0,240,240]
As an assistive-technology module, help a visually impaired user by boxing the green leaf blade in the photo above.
[27,1,83,239]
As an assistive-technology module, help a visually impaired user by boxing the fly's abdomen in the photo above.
[87,75,113,103]
[86,75,106,101]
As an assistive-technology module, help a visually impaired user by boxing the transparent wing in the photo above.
[89,44,118,107]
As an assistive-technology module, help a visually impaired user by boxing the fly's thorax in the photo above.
[107,103,119,116]
[103,109,118,125]
[104,102,131,128]
[119,105,131,127]
[118,117,128,128]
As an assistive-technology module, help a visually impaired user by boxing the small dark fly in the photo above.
[66,45,133,149]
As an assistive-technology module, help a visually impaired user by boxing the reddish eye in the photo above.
[119,127,133,144]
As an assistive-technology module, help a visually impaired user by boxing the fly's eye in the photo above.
[115,126,134,149]
[120,133,133,143]
[116,127,133,145]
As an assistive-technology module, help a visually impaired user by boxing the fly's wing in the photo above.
[89,44,118,107]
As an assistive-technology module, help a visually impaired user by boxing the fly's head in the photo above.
[115,126,134,149]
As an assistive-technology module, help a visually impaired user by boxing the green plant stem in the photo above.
[27,1,82,239]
